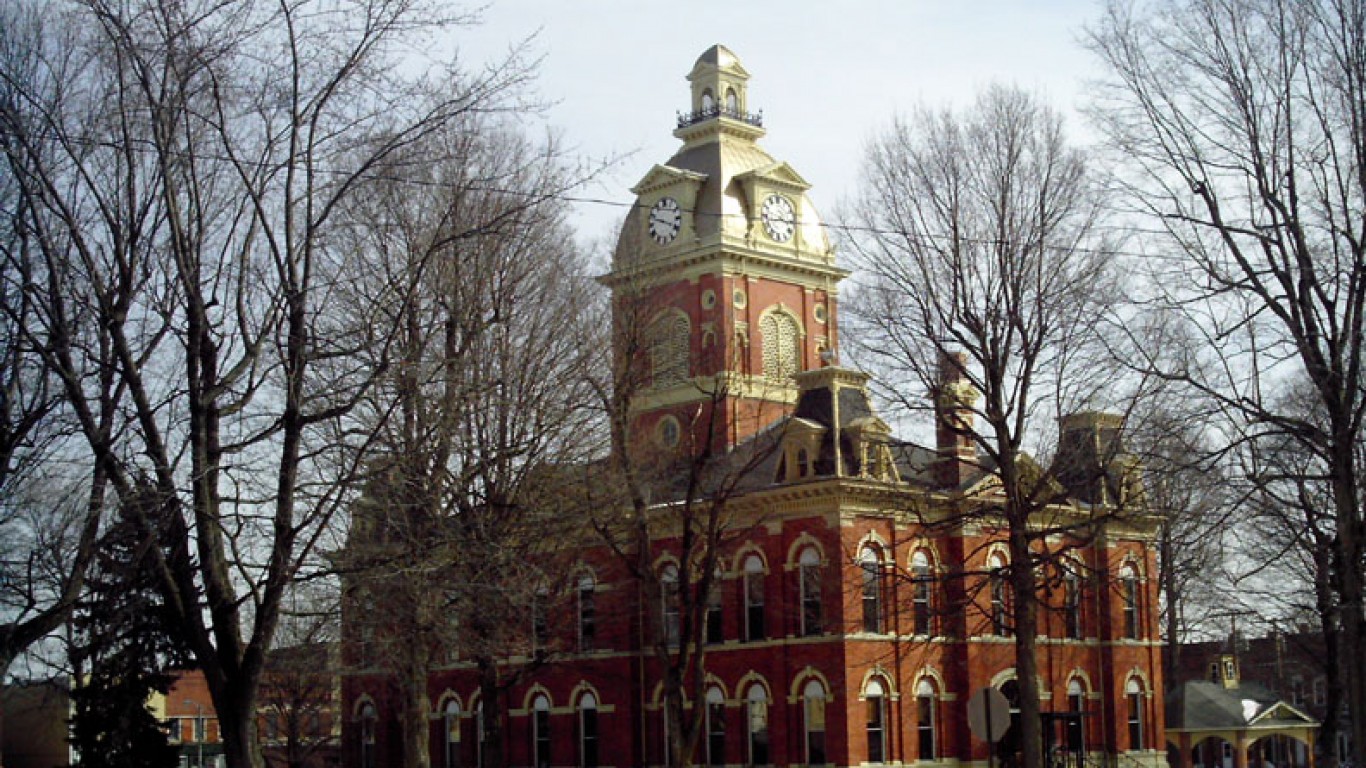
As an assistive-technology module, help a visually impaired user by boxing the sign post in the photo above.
[967,687,1011,768]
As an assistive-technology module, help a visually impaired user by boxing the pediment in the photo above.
[1248,701,1318,726]
[631,164,708,196]
[734,161,810,192]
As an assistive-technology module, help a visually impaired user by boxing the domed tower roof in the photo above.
[609,45,837,275]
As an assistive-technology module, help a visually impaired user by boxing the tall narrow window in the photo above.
[912,550,933,636]
[706,577,724,645]
[989,554,1011,636]
[533,587,549,648]
[533,695,552,768]
[861,547,882,633]
[579,693,599,768]
[1120,566,1139,639]
[578,575,596,651]
[799,548,823,636]
[746,685,769,767]
[1064,567,1082,639]
[866,679,887,763]
[444,700,461,768]
[803,680,827,766]
[661,565,680,647]
[743,555,765,641]
[475,701,485,768]
[360,703,377,768]
[1126,679,1144,750]
[1067,680,1085,753]
[916,679,938,761]
[706,687,726,767]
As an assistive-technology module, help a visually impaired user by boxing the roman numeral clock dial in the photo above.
[761,194,796,243]
[648,197,682,244]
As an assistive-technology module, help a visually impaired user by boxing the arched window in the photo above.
[865,678,887,763]
[661,564,680,647]
[799,547,823,636]
[912,550,933,636]
[579,692,599,768]
[916,678,938,761]
[861,547,883,633]
[578,574,596,651]
[533,694,552,768]
[746,684,769,767]
[360,703,377,768]
[802,680,827,765]
[725,88,738,113]
[650,313,691,388]
[1120,566,1140,639]
[743,555,765,641]
[759,311,801,382]
[475,700,485,768]
[701,89,715,112]
[443,699,461,768]
[532,586,549,648]
[706,572,724,645]
[706,686,726,767]
[1067,679,1086,752]
[1125,678,1145,750]
[989,553,1011,637]
[1063,566,1082,639]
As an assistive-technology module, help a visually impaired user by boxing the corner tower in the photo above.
[603,45,848,455]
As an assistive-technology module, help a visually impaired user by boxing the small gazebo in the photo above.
[1167,655,1320,768]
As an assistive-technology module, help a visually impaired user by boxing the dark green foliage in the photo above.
[69,500,191,768]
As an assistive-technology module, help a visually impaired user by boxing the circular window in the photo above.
[733,289,748,309]
[813,304,827,323]
[657,415,681,448]
[701,289,716,310]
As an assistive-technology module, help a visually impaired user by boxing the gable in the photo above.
[630,164,708,196]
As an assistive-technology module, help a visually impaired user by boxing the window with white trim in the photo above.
[1125,678,1145,750]
[1067,679,1085,752]
[866,678,887,763]
[989,553,1011,636]
[578,575,596,651]
[579,692,599,768]
[360,703,377,768]
[746,684,769,767]
[1120,566,1140,639]
[705,686,726,767]
[533,694,552,768]
[443,699,461,768]
[743,555,765,642]
[861,547,883,633]
[912,550,933,636]
[802,680,827,766]
[916,678,938,761]
[799,548,823,636]
[661,564,680,647]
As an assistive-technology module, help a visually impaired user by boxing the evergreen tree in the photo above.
[70,495,191,768]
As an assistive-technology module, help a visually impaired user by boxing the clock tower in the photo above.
[603,45,848,456]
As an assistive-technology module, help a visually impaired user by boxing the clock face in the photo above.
[648,197,683,244]
[761,194,796,243]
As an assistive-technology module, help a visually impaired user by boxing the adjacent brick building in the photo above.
[340,45,1166,768]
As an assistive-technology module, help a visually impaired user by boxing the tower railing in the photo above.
[676,105,764,128]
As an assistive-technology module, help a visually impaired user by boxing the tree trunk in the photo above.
[217,684,266,768]
[1330,447,1365,766]
[477,660,505,768]
[1010,521,1044,768]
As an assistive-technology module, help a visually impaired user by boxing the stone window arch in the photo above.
[801,678,828,765]
[860,545,884,633]
[742,554,766,642]
[798,546,823,636]
[864,676,890,763]
[912,549,935,637]
[745,682,770,766]
[759,308,802,383]
[916,677,939,761]
[1125,677,1147,750]
[1119,563,1141,639]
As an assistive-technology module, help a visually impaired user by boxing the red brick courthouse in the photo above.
[340,46,1165,768]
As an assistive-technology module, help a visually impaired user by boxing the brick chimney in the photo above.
[932,351,978,488]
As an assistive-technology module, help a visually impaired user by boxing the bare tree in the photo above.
[1090,1,1366,760]
[340,121,600,768]
[846,86,1123,768]
[0,1,540,765]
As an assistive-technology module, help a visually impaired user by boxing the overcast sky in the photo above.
[453,0,1109,250]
